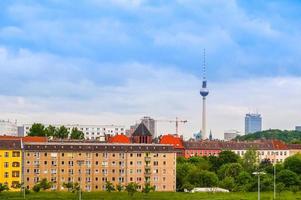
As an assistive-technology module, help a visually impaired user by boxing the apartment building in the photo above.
[23,143,176,192]
[0,140,22,190]
[20,124,125,141]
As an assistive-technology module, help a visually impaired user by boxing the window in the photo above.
[12,162,20,167]
[4,152,9,158]
[12,151,20,157]
[4,172,9,178]
[12,171,20,178]
[153,161,158,166]
[4,162,9,168]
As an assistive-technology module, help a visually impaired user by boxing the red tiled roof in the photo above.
[159,134,184,149]
[108,134,130,144]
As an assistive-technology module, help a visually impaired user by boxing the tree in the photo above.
[63,182,74,192]
[45,125,56,137]
[125,182,139,197]
[188,170,218,187]
[182,182,194,192]
[70,128,85,140]
[241,149,258,172]
[54,126,69,139]
[188,156,209,170]
[259,158,273,172]
[219,177,235,191]
[260,174,273,191]
[283,154,301,174]
[71,182,80,193]
[39,178,52,190]
[235,171,253,192]
[105,181,115,192]
[277,182,285,198]
[32,184,41,192]
[116,183,123,192]
[142,182,155,194]
[218,163,243,180]
[28,123,46,137]
[277,169,300,188]
[0,183,9,193]
[219,151,240,165]
[176,162,196,191]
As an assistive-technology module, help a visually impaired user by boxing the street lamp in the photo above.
[77,160,85,200]
[252,171,266,200]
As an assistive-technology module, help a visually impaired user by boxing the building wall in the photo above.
[184,149,221,158]
[0,120,18,136]
[0,150,22,190]
[22,124,125,141]
[234,149,289,164]
[23,149,176,192]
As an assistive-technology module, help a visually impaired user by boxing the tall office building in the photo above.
[245,113,262,135]
[296,126,301,131]
[141,116,156,137]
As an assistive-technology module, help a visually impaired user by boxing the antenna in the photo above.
[203,48,206,80]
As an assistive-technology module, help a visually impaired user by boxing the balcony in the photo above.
[144,171,151,177]
[144,157,151,162]
[145,165,151,170]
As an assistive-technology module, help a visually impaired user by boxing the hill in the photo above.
[235,129,301,143]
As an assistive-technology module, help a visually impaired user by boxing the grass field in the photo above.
[1,191,301,200]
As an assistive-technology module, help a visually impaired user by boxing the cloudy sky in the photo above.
[0,0,301,139]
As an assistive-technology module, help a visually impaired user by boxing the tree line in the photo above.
[177,150,301,195]
[27,123,84,140]
[235,129,301,144]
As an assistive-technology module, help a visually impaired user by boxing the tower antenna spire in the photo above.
[203,48,206,80]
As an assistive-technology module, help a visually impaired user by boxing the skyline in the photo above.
[1,1,301,138]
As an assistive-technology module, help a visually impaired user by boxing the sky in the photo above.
[0,0,301,139]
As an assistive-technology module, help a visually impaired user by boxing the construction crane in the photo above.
[155,117,188,135]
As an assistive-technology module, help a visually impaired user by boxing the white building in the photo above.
[0,120,18,136]
[224,130,240,141]
[21,124,125,141]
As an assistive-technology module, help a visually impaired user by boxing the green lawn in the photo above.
[1,191,301,200]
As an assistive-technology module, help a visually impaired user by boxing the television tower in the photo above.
[200,49,209,140]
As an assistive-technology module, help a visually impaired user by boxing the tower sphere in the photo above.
[200,88,209,97]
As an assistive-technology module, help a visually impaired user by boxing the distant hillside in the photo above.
[235,129,301,143]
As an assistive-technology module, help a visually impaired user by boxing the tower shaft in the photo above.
[202,96,206,139]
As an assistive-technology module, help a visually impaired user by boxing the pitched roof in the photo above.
[108,134,130,144]
[0,136,48,143]
[132,123,152,136]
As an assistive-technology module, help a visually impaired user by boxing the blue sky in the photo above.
[0,0,301,138]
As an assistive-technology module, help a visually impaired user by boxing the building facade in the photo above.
[0,140,22,190]
[23,143,176,192]
[296,126,301,131]
[0,120,18,136]
[224,130,240,141]
[245,113,262,134]
[21,124,125,141]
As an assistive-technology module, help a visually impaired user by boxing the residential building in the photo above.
[224,130,240,141]
[183,141,221,158]
[23,142,176,192]
[159,134,185,157]
[296,126,301,131]
[0,140,22,190]
[0,120,18,136]
[245,113,262,134]
[21,124,125,141]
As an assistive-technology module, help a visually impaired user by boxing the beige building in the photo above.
[23,143,176,192]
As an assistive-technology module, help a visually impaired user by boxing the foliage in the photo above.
[45,125,56,137]
[32,184,41,192]
[0,183,9,193]
[54,126,69,139]
[116,183,123,192]
[277,182,285,196]
[235,129,301,143]
[70,128,84,140]
[219,177,235,191]
[283,153,301,174]
[39,179,52,190]
[241,149,258,172]
[188,156,209,170]
[105,181,115,192]
[62,182,73,192]
[188,170,218,187]
[277,169,300,188]
[218,163,243,180]
[142,182,155,194]
[28,123,46,137]
[125,182,139,197]
[182,182,194,192]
